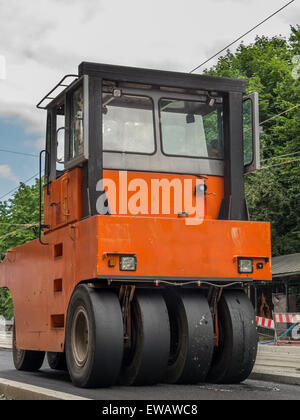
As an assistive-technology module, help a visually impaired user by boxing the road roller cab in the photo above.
[0,62,272,388]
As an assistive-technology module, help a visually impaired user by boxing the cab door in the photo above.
[44,77,88,232]
[44,168,82,232]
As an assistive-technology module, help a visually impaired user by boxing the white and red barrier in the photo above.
[257,313,300,344]
[256,314,300,330]
[256,316,275,330]
[273,313,300,324]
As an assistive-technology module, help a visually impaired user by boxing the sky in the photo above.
[0,0,299,200]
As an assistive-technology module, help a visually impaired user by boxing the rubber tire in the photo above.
[119,290,170,386]
[12,324,45,372]
[65,285,124,388]
[207,290,258,384]
[47,352,67,371]
[164,290,214,384]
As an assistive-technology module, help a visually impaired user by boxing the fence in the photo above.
[273,313,300,345]
[256,313,300,345]
[0,317,13,334]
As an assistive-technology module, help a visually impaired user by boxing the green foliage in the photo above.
[206,26,300,256]
[0,179,41,319]
[0,288,14,320]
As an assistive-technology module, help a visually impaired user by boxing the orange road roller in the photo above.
[0,62,272,388]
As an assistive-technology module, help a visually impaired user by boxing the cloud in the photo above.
[0,0,297,139]
[0,165,19,183]
[24,137,45,151]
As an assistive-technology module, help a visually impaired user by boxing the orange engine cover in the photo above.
[0,215,271,352]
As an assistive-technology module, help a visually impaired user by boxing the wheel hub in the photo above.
[71,306,90,367]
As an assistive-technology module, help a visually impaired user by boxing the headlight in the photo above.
[120,256,137,271]
[238,258,253,274]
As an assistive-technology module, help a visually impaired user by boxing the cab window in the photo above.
[159,99,224,159]
[243,98,254,166]
[102,94,155,154]
[70,86,84,159]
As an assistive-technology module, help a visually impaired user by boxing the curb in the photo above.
[250,372,300,387]
[0,378,90,400]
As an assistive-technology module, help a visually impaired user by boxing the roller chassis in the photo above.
[0,61,272,388]
[0,206,269,389]
[8,272,257,387]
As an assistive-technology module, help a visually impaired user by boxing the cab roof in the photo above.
[37,61,246,110]
[79,61,246,94]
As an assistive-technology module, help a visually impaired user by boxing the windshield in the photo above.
[159,98,224,159]
[102,94,155,154]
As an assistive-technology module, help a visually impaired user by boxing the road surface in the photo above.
[0,349,299,400]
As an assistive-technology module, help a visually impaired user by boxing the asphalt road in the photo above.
[0,349,300,400]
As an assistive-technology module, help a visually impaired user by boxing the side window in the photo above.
[45,114,51,185]
[70,86,84,160]
[243,99,254,166]
[203,109,224,159]
[243,92,260,173]
[56,104,65,174]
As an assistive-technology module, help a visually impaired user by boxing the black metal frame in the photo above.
[37,74,78,110]
[221,91,248,220]
[78,62,246,93]
[98,275,253,284]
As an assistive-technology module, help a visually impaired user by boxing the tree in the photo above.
[0,179,40,319]
[205,26,300,256]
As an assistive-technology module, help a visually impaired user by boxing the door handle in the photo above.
[61,175,70,217]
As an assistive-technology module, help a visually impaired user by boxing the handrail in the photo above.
[39,150,50,245]
[36,74,78,110]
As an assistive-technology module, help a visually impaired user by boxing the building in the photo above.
[272,253,300,313]
[252,253,300,318]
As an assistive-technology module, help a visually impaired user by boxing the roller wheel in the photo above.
[12,323,45,371]
[164,290,214,384]
[119,290,170,386]
[207,290,258,384]
[47,352,67,371]
[65,285,124,388]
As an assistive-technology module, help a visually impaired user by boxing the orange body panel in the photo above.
[102,170,224,220]
[97,216,272,281]
[0,217,99,352]
[44,168,82,232]
[0,215,271,352]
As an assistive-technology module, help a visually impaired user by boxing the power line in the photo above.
[261,151,300,162]
[0,172,39,202]
[249,102,300,136]
[0,148,38,158]
[0,222,37,226]
[190,0,295,73]
[258,104,300,162]
[260,103,300,126]
[260,157,300,170]
[0,223,39,241]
